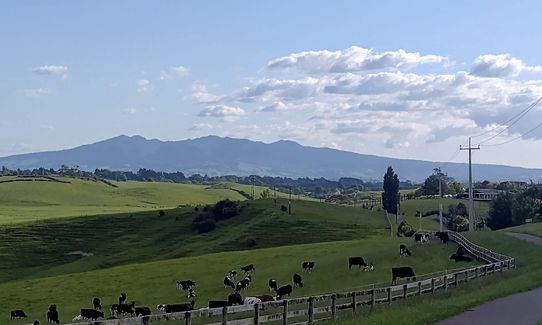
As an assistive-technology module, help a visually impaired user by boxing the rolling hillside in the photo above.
[0,176,300,224]
[1,135,541,181]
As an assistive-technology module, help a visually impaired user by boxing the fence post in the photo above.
[475,267,479,279]
[222,306,228,325]
[403,284,408,299]
[352,292,357,312]
[371,289,376,307]
[417,281,422,295]
[308,297,314,324]
[444,274,448,292]
[431,278,435,294]
[282,300,288,325]
[254,303,260,325]
[387,287,392,305]
[185,311,192,325]
[454,273,458,286]
[499,261,504,272]
[331,294,337,319]
[465,270,469,282]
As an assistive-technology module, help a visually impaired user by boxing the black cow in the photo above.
[348,256,372,270]
[177,280,196,291]
[208,300,229,308]
[435,232,449,244]
[399,244,412,257]
[268,279,278,292]
[456,246,466,256]
[93,297,102,310]
[118,292,127,305]
[224,276,235,289]
[302,261,315,272]
[275,284,293,299]
[47,305,59,324]
[414,233,429,244]
[391,267,416,284]
[236,278,250,292]
[293,274,304,288]
[241,264,255,273]
[157,301,195,313]
[228,292,244,305]
[450,254,473,262]
[118,301,136,316]
[135,306,151,316]
[255,295,275,302]
[81,308,104,320]
[10,309,27,320]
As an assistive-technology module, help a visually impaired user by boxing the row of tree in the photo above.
[487,185,542,230]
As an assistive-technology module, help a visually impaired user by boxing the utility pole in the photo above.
[251,176,255,200]
[273,185,276,205]
[288,186,292,215]
[460,137,480,231]
[434,167,444,232]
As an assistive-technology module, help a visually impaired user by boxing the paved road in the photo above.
[436,232,542,325]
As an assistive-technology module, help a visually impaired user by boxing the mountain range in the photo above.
[0,135,541,182]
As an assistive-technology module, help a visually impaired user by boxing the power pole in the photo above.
[288,186,292,215]
[251,176,255,200]
[434,167,444,232]
[273,185,276,205]
[460,137,480,231]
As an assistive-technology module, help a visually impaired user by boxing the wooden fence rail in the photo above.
[66,231,515,325]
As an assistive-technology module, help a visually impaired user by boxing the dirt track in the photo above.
[436,232,542,325]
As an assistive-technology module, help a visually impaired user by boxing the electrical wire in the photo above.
[481,119,542,147]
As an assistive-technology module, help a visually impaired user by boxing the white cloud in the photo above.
[122,107,156,115]
[160,65,190,80]
[189,123,214,131]
[268,46,446,73]
[470,54,542,78]
[137,79,151,93]
[32,65,68,75]
[24,88,51,97]
[198,105,246,121]
[260,101,288,113]
[191,83,222,103]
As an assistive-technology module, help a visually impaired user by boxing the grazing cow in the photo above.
[224,276,235,289]
[93,297,102,310]
[268,279,278,292]
[450,253,473,262]
[187,288,197,299]
[244,297,262,305]
[275,284,293,299]
[236,278,250,291]
[255,295,275,302]
[399,244,412,257]
[46,305,59,325]
[10,310,27,320]
[241,264,255,273]
[391,267,416,284]
[302,261,315,272]
[229,270,237,279]
[135,306,151,317]
[208,300,229,308]
[293,274,304,288]
[157,301,195,313]
[348,257,373,271]
[456,246,466,256]
[177,280,196,291]
[435,232,449,244]
[80,308,104,320]
[228,293,244,306]
[118,292,127,305]
[117,301,136,316]
[414,233,429,244]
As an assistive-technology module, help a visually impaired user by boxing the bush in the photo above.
[158,210,165,217]
[193,219,216,233]
[281,205,288,212]
[246,239,257,247]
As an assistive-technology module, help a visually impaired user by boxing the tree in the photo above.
[382,166,399,215]
[260,189,271,199]
[158,210,165,217]
[487,193,515,230]
[448,182,464,195]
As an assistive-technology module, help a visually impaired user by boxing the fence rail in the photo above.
[67,231,515,325]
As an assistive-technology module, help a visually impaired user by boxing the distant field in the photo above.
[0,237,462,324]
[0,198,387,283]
[0,176,305,224]
[503,223,542,237]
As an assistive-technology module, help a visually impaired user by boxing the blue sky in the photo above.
[2,1,542,171]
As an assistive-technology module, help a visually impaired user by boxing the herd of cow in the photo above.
[9,231,475,323]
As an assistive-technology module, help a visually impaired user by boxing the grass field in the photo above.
[0,198,387,283]
[0,177,306,224]
[0,237,462,324]
[503,223,542,237]
[328,231,542,324]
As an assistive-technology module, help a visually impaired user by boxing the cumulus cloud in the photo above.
[137,79,151,93]
[24,88,51,97]
[161,65,190,80]
[268,46,446,73]
[191,83,222,103]
[260,101,288,113]
[470,54,542,78]
[32,65,68,75]
[189,123,214,131]
[122,107,156,115]
[198,105,246,121]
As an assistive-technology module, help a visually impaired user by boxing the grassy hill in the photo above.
[0,198,387,283]
[502,223,542,237]
[0,237,462,324]
[0,176,305,224]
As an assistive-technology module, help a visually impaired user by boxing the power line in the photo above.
[477,97,542,144]
[482,119,542,147]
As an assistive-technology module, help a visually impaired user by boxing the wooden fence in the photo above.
[67,231,515,325]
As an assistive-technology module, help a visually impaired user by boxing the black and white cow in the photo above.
[157,301,195,313]
[46,305,59,325]
[224,276,236,289]
[275,284,293,300]
[391,267,416,284]
[177,280,196,291]
[268,279,278,292]
[293,274,304,288]
[10,310,27,320]
[348,257,373,271]
[399,244,412,257]
[241,264,255,274]
[450,253,473,262]
[302,261,315,272]
[435,232,449,244]
[92,297,102,310]
[80,308,104,320]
